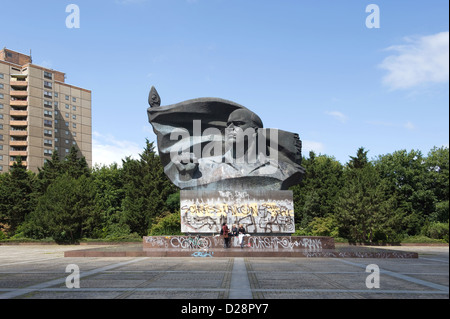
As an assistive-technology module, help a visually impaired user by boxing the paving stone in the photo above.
[0,244,447,300]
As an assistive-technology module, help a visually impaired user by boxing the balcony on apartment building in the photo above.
[10,74,28,80]
[9,150,28,157]
[9,127,27,136]
[10,99,28,107]
[10,79,28,89]
[9,120,28,127]
[9,140,28,147]
[9,90,28,98]
[9,110,28,118]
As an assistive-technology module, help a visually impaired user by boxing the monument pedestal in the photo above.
[142,235,335,257]
[64,236,418,258]
[143,235,335,250]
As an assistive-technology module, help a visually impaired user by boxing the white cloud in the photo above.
[367,120,416,130]
[92,132,141,167]
[403,121,415,130]
[379,31,449,90]
[302,140,325,155]
[325,111,348,123]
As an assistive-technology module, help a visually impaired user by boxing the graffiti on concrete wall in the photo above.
[144,235,325,252]
[180,190,295,233]
[247,237,322,251]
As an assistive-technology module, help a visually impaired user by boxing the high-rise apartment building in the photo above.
[0,48,92,173]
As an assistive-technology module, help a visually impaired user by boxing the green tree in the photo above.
[121,140,176,236]
[335,161,397,243]
[291,151,344,229]
[91,163,129,239]
[23,173,97,243]
[0,158,38,236]
[63,146,91,179]
[348,147,369,169]
[37,146,90,193]
[424,146,449,222]
[37,151,62,192]
[375,149,436,235]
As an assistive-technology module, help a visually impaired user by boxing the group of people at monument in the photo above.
[221,223,246,249]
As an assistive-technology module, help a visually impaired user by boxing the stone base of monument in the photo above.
[143,235,334,250]
[64,236,418,258]
[140,235,334,257]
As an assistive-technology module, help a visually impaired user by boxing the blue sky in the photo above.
[1,0,448,166]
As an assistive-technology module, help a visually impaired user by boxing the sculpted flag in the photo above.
[147,86,305,190]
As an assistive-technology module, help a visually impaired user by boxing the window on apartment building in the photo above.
[0,145,3,150]
[0,93,4,99]
[44,110,52,117]
[44,149,52,156]
[0,73,4,79]
[72,123,77,128]
[65,122,69,127]
[54,92,58,98]
[44,71,52,79]
[0,166,3,172]
[72,105,76,111]
[44,100,52,108]
[65,95,69,100]
[65,113,69,118]
[44,91,52,99]
[44,129,52,137]
[54,102,58,108]
[44,119,52,127]
[0,103,3,109]
[0,134,3,140]
[0,124,3,130]
[72,97,76,102]
[44,81,52,89]
[0,84,4,89]
[72,115,76,120]
[65,104,69,109]
[0,114,3,119]
[44,139,53,146]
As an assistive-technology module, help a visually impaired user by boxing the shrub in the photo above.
[309,216,339,237]
[148,211,183,236]
[426,221,449,243]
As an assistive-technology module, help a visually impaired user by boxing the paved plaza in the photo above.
[0,244,448,300]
